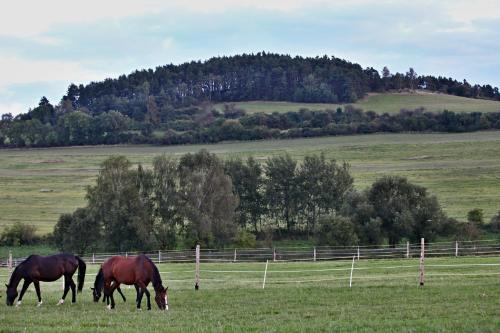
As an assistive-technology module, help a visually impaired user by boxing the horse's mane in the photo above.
[143,255,163,289]
[94,267,104,290]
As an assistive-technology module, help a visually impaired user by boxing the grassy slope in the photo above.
[0,131,500,234]
[1,257,500,332]
[214,91,500,114]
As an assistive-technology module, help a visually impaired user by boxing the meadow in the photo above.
[214,91,500,114]
[1,131,500,234]
[1,256,500,332]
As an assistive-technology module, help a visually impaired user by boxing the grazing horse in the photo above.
[101,255,168,311]
[5,253,86,307]
[92,267,139,304]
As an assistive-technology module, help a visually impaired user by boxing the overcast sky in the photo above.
[1,0,500,115]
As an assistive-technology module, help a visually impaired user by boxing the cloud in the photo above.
[0,102,26,116]
[0,57,106,90]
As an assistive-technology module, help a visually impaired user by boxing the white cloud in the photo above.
[0,57,106,90]
[0,102,27,116]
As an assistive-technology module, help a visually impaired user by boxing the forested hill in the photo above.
[55,53,500,120]
[1,52,500,148]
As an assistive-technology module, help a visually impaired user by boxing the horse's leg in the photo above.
[67,275,77,303]
[59,276,70,305]
[134,284,139,304]
[16,279,32,307]
[143,288,151,310]
[33,280,43,306]
[136,282,146,310]
[117,286,127,302]
[103,281,113,309]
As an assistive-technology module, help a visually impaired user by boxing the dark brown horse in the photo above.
[100,255,168,310]
[5,253,86,306]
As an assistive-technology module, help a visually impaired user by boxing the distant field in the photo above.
[214,92,500,114]
[1,257,500,332]
[0,131,499,234]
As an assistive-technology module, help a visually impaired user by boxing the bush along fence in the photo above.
[2,239,500,291]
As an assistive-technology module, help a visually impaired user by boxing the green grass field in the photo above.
[215,92,500,114]
[1,131,500,234]
[1,257,500,332]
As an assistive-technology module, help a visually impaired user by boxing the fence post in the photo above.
[262,260,269,289]
[273,248,276,262]
[125,252,128,258]
[349,255,355,288]
[419,238,425,286]
[357,246,360,261]
[195,245,200,290]
[92,253,95,264]
[158,250,161,263]
[233,248,237,262]
[313,247,316,262]
[406,241,410,259]
[455,241,458,257]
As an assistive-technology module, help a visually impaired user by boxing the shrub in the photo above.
[233,230,257,248]
[316,214,359,246]
[0,222,38,246]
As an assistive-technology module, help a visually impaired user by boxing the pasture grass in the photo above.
[1,131,500,233]
[1,257,500,332]
[214,92,500,114]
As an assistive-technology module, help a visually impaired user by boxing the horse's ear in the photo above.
[5,284,8,288]
[90,287,94,291]
[165,286,168,291]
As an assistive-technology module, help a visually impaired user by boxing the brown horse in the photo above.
[5,253,86,307]
[100,255,168,311]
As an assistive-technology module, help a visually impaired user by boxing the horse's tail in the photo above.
[76,256,86,293]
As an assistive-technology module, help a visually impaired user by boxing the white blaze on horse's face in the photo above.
[165,295,169,311]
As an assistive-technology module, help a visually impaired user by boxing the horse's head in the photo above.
[91,287,101,302]
[5,284,18,306]
[154,286,169,311]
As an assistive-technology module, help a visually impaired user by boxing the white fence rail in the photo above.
[2,239,500,267]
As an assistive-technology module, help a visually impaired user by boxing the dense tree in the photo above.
[178,150,239,247]
[368,176,446,244]
[86,156,154,251]
[265,154,298,232]
[151,156,181,249]
[296,153,353,233]
[225,157,266,232]
[53,208,99,255]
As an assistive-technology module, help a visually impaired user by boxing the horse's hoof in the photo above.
[37,301,43,307]
[57,299,64,306]
[136,308,142,311]
[15,301,21,307]
[106,304,112,310]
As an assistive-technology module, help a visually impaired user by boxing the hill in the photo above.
[215,91,500,114]
[1,131,499,234]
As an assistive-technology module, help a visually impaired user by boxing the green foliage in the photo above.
[316,214,359,246]
[488,212,500,233]
[52,208,99,255]
[467,208,484,226]
[225,157,265,232]
[179,150,239,248]
[0,222,38,246]
[233,229,257,248]
[86,156,155,251]
[368,176,448,244]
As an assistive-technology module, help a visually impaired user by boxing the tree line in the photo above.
[47,150,495,255]
[2,99,500,148]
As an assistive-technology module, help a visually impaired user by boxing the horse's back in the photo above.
[22,253,78,282]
